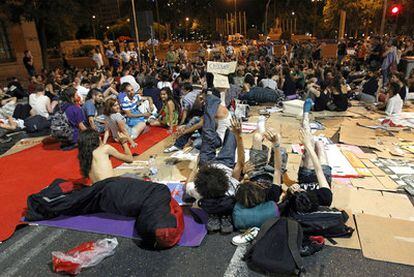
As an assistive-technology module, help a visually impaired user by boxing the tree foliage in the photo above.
[323,0,383,35]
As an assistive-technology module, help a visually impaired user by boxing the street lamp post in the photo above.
[92,15,96,38]
[380,0,388,36]
[234,0,237,33]
[265,0,272,35]
[131,0,141,64]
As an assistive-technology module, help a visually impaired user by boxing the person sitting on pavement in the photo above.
[164,92,205,153]
[119,83,151,138]
[239,73,285,105]
[82,88,105,133]
[103,98,138,148]
[186,117,244,234]
[78,129,133,184]
[148,87,179,132]
[58,87,87,150]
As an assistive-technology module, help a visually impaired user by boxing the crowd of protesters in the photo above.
[1,35,413,243]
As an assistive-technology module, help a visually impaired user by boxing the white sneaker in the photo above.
[231,227,260,246]
[164,145,180,153]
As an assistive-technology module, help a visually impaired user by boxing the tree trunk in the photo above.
[36,17,48,69]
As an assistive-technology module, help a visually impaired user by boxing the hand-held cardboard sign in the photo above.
[207,61,237,89]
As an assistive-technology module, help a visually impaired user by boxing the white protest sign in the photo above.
[207,61,237,75]
[213,73,230,89]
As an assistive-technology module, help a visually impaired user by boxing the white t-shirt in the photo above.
[385,94,403,115]
[76,85,90,99]
[92,53,104,67]
[120,75,140,93]
[29,93,50,118]
[260,78,278,90]
[120,51,130,63]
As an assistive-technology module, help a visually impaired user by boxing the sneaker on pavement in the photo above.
[207,214,221,233]
[220,215,234,234]
[231,227,260,246]
[163,145,180,153]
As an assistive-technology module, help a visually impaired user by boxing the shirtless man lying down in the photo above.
[78,129,133,183]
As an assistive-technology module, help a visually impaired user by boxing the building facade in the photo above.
[0,19,42,82]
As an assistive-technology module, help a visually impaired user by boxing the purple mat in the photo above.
[26,208,208,247]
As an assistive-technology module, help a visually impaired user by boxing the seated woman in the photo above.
[327,74,349,112]
[78,129,133,184]
[148,87,179,132]
[164,92,205,153]
[358,71,380,104]
[103,98,138,148]
[58,87,87,150]
[384,82,403,115]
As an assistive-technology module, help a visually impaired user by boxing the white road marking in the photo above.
[1,228,66,277]
[0,226,47,264]
[223,245,249,277]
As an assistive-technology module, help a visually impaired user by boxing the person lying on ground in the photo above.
[185,116,244,234]
[148,87,179,132]
[198,94,232,165]
[0,115,24,130]
[103,98,138,148]
[283,128,333,214]
[78,129,133,184]
[0,97,17,119]
[232,130,286,230]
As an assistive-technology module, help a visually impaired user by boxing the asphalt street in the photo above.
[1,224,413,277]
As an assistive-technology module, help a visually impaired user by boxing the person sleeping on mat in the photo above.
[77,129,134,184]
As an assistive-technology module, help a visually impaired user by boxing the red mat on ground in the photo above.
[0,127,169,242]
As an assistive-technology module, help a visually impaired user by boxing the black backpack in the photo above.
[243,217,304,275]
[290,207,354,238]
[50,105,74,142]
[24,115,51,133]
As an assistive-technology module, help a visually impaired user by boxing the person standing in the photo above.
[92,48,104,69]
[23,50,35,77]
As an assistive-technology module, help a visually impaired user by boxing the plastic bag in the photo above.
[52,238,118,275]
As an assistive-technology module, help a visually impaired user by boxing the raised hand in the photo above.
[299,128,313,148]
[264,130,280,145]
[230,116,242,136]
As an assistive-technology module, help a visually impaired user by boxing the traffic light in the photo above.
[390,4,402,16]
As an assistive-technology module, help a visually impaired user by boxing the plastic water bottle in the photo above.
[148,155,158,176]
[257,115,266,134]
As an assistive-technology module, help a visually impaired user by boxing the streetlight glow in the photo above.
[92,15,96,19]
[186,17,190,21]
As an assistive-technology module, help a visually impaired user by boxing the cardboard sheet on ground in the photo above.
[0,136,48,157]
[325,144,359,178]
[355,214,414,266]
[339,124,379,149]
[351,177,398,192]
[27,208,208,247]
[325,213,361,250]
[331,184,414,221]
